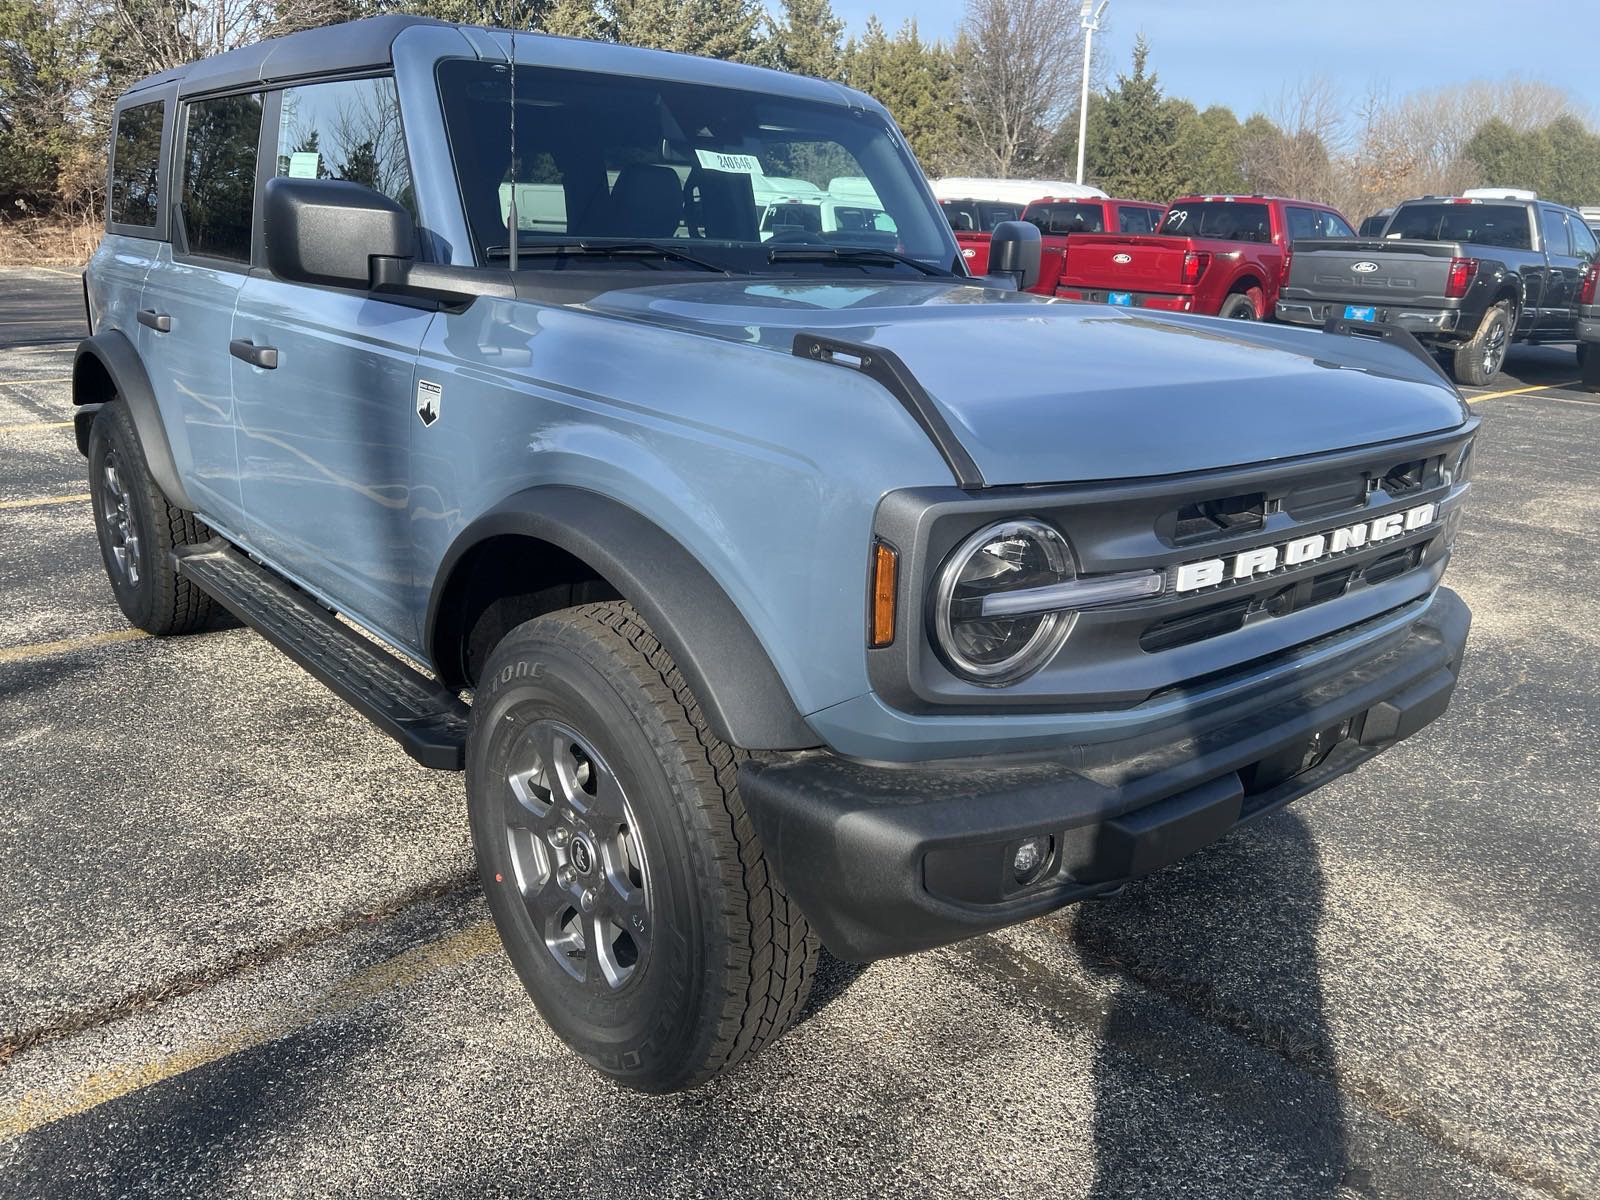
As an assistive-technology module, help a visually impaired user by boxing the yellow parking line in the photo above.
[1466,381,1577,403]
[0,493,90,510]
[0,921,499,1138]
[0,421,71,434]
[0,629,148,664]
[0,378,71,387]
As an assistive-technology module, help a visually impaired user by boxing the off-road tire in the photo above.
[87,399,216,636]
[1218,291,1259,320]
[466,601,818,1092]
[1451,301,1512,387]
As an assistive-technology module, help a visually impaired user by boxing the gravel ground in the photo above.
[1,267,1595,1199]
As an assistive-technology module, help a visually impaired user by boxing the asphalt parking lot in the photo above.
[1,264,1597,1199]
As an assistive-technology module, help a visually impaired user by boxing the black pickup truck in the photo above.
[1277,196,1596,385]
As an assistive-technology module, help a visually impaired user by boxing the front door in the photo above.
[230,76,432,646]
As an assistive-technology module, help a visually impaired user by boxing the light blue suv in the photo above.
[77,16,1476,1091]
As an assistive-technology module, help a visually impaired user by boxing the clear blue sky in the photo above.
[828,0,1596,118]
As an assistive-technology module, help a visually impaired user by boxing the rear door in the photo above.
[138,88,267,534]
[98,90,175,336]
[229,76,434,643]
[1538,206,1582,334]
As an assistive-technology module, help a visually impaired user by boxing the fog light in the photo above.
[1012,835,1053,886]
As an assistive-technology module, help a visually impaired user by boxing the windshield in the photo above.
[437,60,958,275]
[1024,202,1105,235]
[1384,203,1532,250]
[1158,201,1272,242]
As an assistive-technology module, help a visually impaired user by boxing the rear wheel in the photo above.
[1218,291,1260,320]
[466,601,818,1092]
[1451,302,1512,387]
[87,399,217,635]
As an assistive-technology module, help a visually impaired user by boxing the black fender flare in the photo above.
[73,330,196,512]
[425,486,820,751]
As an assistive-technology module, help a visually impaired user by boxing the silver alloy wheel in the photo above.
[1484,317,1508,375]
[99,449,141,587]
[504,719,651,990]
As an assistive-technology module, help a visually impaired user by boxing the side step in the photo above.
[174,540,468,770]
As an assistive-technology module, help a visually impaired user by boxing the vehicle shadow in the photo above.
[794,947,870,1026]
[1072,810,1351,1198]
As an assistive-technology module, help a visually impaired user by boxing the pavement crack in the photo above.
[0,870,479,1073]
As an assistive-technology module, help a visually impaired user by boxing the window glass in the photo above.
[1541,208,1572,256]
[1385,203,1531,250]
[180,92,263,262]
[436,61,955,273]
[1287,206,1354,240]
[978,202,1021,229]
[1026,202,1104,235]
[275,77,413,213]
[1118,206,1156,234]
[110,100,165,228]
[1159,201,1272,242]
[1571,216,1597,260]
[941,199,979,232]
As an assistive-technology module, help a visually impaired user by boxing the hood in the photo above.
[579,279,1470,487]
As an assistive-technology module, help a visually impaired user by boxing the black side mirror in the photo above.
[263,176,414,289]
[985,220,1042,291]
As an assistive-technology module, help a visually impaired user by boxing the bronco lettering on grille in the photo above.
[1173,502,1438,593]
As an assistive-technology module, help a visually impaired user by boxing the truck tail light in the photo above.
[1581,263,1599,306]
[1445,257,1478,299]
[1279,247,1294,287]
[1181,251,1210,286]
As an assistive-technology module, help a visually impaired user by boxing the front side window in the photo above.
[179,92,263,262]
[110,100,165,228]
[275,77,414,213]
[436,61,956,275]
[1159,201,1272,242]
[1571,217,1597,261]
[1287,206,1354,240]
[1540,208,1572,257]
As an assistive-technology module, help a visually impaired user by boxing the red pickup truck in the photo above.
[1022,196,1166,294]
[1056,195,1355,319]
[938,198,1025,274]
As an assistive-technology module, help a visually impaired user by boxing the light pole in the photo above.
[1075,0,1109,186]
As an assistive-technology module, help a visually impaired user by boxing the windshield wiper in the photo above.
[484,240,731,273]
[766,246,951,277]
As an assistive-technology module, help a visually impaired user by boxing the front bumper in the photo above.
[1277,300,1463,338]
[740,588,1469,962]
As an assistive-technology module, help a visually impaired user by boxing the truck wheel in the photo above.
[466,601,818,1092]
[1584,344,1600,393]
[1451,302,1512,386]
[1219,291,1260,320]
[87,399,217,636]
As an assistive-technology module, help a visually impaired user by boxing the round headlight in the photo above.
[932,519,1075,684]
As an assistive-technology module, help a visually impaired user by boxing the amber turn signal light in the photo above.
[869,540,898,648]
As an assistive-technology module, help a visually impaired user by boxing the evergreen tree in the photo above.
[765,0,844,79]
[612,0,763,62]
[842,18,961,173]
[1082,36,1181,201]
[540,0,604,39]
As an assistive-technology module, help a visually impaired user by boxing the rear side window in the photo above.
[1117,206,1155,234]
[1027,202,1104,235]
[110,100,165,228]
[1385,203,1531,250]
[275,77,414,213]
[1287,207,1354,240]
[1541,208,1572,256]
[179,92,264,262]
[1159,202,1271,242]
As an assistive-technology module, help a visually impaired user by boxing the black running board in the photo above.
[174,540,468,770]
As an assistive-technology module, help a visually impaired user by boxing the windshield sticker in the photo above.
[287,152,320,179]
[694,149,764,175]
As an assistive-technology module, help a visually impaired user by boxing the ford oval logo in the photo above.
[1112,253,1132,264]
[1351,261,1380,273]
[962,248,976,259]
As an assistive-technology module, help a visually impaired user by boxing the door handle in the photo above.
[136,309,171,333]
[229,339,278,370]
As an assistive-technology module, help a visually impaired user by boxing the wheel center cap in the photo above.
[569,836,595,875]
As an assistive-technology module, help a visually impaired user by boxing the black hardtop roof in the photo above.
[123,14,447,99]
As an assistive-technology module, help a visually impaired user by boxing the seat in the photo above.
[606,164,683,238]
[683,167,756,241]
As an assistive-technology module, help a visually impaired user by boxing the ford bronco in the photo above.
[77,16,1474,1092]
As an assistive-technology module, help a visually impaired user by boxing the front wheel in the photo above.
[1451,302,1512,387]
[466,601,818,1092]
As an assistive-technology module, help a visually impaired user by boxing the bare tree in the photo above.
[1242,77,1343,201]
[955,0,1084,178]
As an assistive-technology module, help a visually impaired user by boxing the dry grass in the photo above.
[0,216,102,267]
